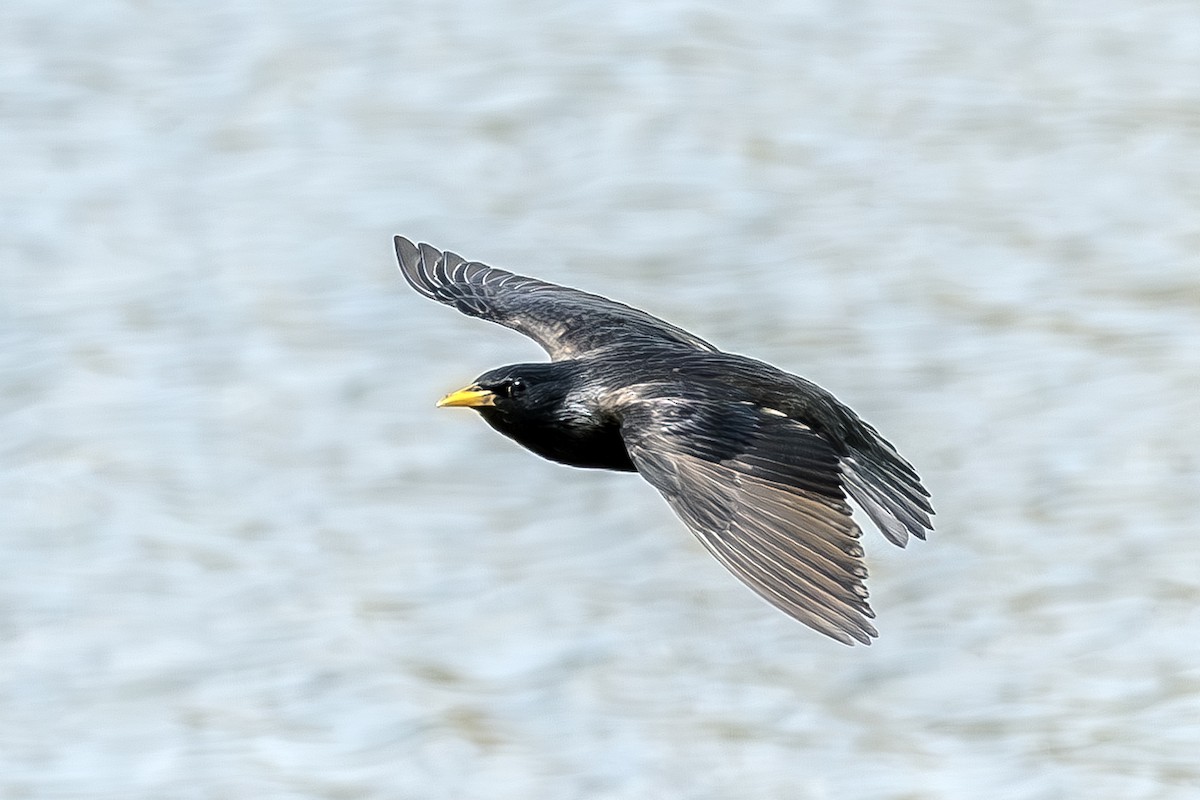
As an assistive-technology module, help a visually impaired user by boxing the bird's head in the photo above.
[436,362,584,427]
[435,361,634,472]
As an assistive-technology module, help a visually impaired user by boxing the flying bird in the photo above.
[394,236,933,645]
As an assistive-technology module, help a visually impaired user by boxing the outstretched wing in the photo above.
[395,236,717,360]
[620,394,879,645]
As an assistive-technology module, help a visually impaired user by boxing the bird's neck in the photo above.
[479,409,636,472]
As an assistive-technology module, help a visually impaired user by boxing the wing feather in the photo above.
[395,236,717,360]
[620,396,880,645]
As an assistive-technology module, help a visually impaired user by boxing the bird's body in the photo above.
[395,236,933,645]
[474,348,873,471]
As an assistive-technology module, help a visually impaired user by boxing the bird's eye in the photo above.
[506,379,527,398]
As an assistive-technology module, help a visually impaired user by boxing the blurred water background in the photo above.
[3,1,1199,798]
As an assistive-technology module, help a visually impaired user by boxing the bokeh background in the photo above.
[3,1,1199,798]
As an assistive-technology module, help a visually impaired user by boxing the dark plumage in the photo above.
[395,235,933,645]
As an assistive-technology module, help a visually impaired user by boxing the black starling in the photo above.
[394,236,933,645]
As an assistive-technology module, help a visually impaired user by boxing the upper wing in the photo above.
[395,236,717,360]
[620,394,879,645]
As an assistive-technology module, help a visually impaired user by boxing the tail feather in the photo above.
[840,450,934,548]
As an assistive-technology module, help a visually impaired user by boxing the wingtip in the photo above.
[832,625,876,646]
[393,235,421,271]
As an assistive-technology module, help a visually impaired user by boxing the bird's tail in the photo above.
[840,430,934,547]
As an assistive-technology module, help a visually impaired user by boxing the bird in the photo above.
[394,235,933,645]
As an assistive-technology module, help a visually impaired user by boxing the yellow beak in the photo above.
[436,385,498,408]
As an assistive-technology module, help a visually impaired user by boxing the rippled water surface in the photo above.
[3,1,1199,798]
